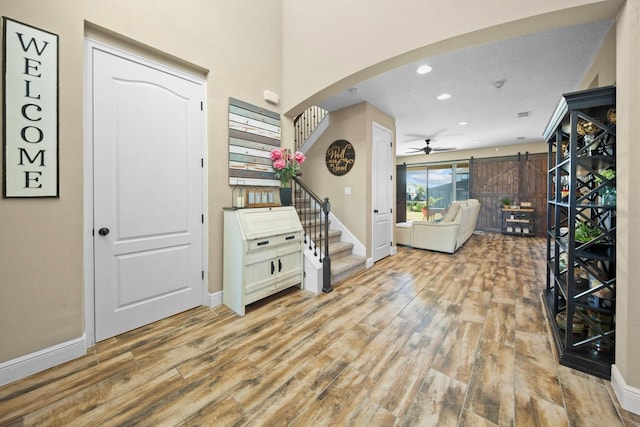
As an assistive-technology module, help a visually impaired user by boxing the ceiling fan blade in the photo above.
[431,146,456,151]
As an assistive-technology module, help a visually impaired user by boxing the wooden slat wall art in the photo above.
[228,98,281,186]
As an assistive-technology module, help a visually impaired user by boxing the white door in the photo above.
[372,123,393,262]
[90,46,204,341]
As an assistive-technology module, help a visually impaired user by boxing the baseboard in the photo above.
[207,290,223,307]
[611,364,640,415]
[0,334,86,387]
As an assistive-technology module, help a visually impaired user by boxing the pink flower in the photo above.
[294,152,305,164]
[270,149,282,161]
[270,147,305,186]
[273,159,286,170]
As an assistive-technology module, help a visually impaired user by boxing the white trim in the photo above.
[200,82,210,312]
[611,365,640,415]
[0,335,86,387]
[206,290,223,307]
[83,39,96,347]
[83,38,208,347]
[303,251,323,294]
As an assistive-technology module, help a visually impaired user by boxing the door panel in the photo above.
[373,123,393,262]
[91,47,204,341]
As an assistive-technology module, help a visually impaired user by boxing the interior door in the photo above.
[91,46,204,341]
[372,123,393,262]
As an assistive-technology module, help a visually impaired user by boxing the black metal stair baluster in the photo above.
[292,175,332,292]
[322,197,333,293]
[314,199,319,258]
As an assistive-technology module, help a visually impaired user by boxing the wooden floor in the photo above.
[1,232,639,426]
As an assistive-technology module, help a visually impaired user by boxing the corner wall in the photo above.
[612,0,640,411]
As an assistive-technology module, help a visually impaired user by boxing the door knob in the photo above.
[374,209,379,213]
[98,227,110,236]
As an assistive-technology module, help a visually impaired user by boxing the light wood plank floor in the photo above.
[1,232,639,426]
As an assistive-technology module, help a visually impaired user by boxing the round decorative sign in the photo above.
[325,139,355,176]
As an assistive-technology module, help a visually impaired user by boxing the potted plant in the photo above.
[575,221,603,243]
[501,197,512,208]
[270,147,305,206]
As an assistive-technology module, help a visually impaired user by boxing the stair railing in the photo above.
[292,175,333,293]
[294,106,328,151]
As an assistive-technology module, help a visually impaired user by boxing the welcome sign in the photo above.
[3,17,58,197]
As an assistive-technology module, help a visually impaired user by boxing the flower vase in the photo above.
[601,187,616,206]
[279,187,292,206]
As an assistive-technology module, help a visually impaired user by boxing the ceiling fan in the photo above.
[407,139,456,155]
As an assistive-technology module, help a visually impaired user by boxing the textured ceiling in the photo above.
[317,20,613,156]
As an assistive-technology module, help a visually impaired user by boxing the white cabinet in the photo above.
[223,206,304,315]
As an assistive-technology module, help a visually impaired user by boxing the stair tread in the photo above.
[328,241,353,252]
[330,254,366,275]
[305,229,341,243]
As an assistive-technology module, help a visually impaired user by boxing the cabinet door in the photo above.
[274,243,303,290]
[244,249,278,304]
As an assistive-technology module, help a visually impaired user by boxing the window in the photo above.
[405,161,469,221]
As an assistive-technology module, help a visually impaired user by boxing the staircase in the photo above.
[294,186,367,288]
[293,106,367,290]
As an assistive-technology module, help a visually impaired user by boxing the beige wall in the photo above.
[614,0,640,391]
[301,103,395,257]
[282,0,623,116]
[0,0,283,362]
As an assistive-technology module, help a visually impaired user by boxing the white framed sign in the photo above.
[3,17,58,197]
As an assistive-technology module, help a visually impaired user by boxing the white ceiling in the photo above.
[317,20,613,157]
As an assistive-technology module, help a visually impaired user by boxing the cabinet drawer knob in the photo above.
[257,240,269,246]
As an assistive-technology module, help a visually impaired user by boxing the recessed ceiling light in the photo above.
[458,121,468,126]
[437,93,451,101]
[416,65,432,75]
[474,140,480,144]
[493,79,507,89]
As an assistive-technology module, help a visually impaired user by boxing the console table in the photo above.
[501,208,535,237]
[223,206,304,315]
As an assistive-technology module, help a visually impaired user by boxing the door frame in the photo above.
[371,121,395,262]
[83,39,208,347]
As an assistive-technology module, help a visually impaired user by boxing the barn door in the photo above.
[470,152,547,234]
